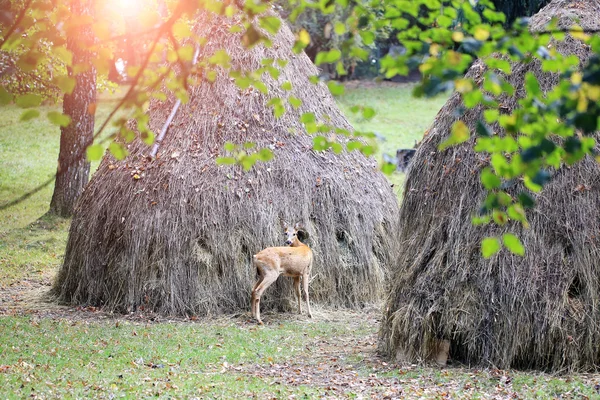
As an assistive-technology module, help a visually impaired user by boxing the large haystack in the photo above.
[53,10,398,316]
[379,0,600,372]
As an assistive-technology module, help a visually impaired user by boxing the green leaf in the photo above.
[362,107,376,120]
[253,81,268,94]
[281,81,292,91]
[108,142,128,160]
[259,16,281,35]
[334,22,346,35]
[301,112,316,124]
[208,50,230,66]
[381,162,396,175]
[172,21,192,38]
[15,94,42,108]
[86,144,104,161]
[47,111,71,127]
[327,81,344,96]
[525,72,541,96]
[480,168,501,189]
[20,109,40,121]
[481,237,501,258]
[330,142,343,154]
[140,129,155,145]
[53,76,77,95]
[216,157,236,165]
[436,15,454,28]
[313,136,328,151]
[360,31,376,45]
[347,140,362,151]
[315,49,342,65]
[439,120,470,150]
[289,96,302,109]
[224,142,236,152]
[241,157,256,171]
[258,148,274,161]
[503,233,525,256]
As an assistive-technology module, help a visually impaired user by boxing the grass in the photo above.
[0,316,349,398]
[337,82,448,195]
[0,91,125,286]
[2,82,597,398]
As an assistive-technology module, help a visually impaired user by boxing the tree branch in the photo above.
[0,0,34,49]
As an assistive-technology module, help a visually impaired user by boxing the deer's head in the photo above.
[283,222,306,246]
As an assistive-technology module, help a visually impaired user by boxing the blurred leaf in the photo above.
[503,233,525,256]
[20,109,40,121]
[258,148,274,161]
[216,157,236,165]
[301,112,316,124]
[53,76,76,95]
[108,142,128,160]
[481,168,501,189]
[224,142,236,152]
[15,94,42,108]
[362,107,376,120]
[481,237,501,258]
[439,120,470,150]
[86,144,103,161]
[47,111,71,127]
[289,96,302,109]
[259,16,281,35]
[208,50,230,66]
[381,162,396,175]
[327,81,344,96]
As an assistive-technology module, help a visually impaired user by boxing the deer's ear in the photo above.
[297,230,309,242]
[294,222,303,230]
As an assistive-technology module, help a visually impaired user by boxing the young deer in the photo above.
[251,223,313,324]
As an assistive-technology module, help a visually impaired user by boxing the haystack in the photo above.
[52,10,398,316]
[379,0,600,372]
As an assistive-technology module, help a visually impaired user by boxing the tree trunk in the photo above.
[49,0,96,217]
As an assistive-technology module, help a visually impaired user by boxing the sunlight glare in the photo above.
[111,0,145,18]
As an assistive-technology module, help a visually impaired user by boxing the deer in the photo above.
[251,223,313,325]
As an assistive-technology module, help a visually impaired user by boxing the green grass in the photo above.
[338,82,448,154]
[338,82,448,195]
[0,316,337,398]
[0,91,125,286]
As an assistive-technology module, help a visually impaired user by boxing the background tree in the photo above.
[48,0,97,217]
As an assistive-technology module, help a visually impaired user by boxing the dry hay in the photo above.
[379,0,600,372]
[52,10,399,317]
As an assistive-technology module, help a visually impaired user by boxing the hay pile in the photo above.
[379,0,600,372]
[52,10,398,316]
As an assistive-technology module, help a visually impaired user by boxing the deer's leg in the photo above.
[253,272,278,325]
[251,273,264,319]
[302,272,312,318]
[293,276,302,315]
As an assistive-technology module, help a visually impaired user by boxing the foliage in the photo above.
[2,0,600,256]
[277,0,393,80]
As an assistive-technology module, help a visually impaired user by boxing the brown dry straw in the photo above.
[52,9,399,317]
[379,0,600,372]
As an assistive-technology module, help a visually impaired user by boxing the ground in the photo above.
[2,82,600,398]
[2,277,600,398]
